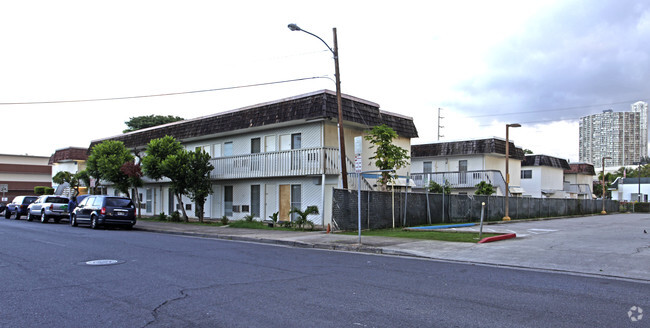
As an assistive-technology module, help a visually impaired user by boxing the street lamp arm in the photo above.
[287,24,335,55]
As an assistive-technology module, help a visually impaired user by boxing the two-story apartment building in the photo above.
[520,154,572,198]
[563,162,595,199]
[410,138,525,196]
[88,90,418,226]
[0,154,52,201]
[49,147,89,197]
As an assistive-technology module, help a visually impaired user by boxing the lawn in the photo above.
[339,229,501,243]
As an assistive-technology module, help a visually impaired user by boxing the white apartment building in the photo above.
[579,101,648,167]
[88,90,418,226]
[410,138,525,196]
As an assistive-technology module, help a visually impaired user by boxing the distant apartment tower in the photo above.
[579,101,648,166]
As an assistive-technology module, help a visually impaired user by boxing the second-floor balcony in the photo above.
[210,147,341,180]
[411,170,508,195]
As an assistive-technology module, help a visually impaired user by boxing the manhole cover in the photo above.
[84,259,124,266]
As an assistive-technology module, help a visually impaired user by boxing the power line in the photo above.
[478,117,580,127]
[466,98,650,118]
[0,76,330,105]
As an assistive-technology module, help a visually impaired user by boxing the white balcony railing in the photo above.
[411,170,508,195]
[209,147,341,180]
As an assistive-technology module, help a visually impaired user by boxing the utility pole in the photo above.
[437,108,444,141]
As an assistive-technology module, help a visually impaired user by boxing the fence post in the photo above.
[479,202,485,240]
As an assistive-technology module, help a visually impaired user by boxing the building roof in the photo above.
[88,90,418,150]
[410,138,525,160]
[48,147,89,165]
[564,163,596,175]
[522,155,571,170]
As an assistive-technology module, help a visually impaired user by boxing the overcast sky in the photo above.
[1,0,649,163]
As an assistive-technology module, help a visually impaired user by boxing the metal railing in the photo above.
[411,170,508,195]
[564,183,592,195]
[209,147,341,180]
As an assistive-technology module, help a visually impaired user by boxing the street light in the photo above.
[502,123,521,221]
[288,23,348,189]
[601,156,612,214]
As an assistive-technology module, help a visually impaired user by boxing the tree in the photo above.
[87,140,134,196]
[141,136,191,221]
[123,115,184,133]
[120,161,144,218]
[523,149,534,155]
[427,180,451,194]
[289,206,318,230]
[76,170,92,194]
[474,181,495,195]
[185,149,214,223]
[52,171,81,197]
[364,124,410,190]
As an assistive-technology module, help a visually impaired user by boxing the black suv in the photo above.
[4,196,38,220]
[71,195,136,229]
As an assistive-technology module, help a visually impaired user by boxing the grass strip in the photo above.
[339,229,501,243]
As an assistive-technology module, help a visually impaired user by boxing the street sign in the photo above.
[354,155,362,173]
[0,184,7,193]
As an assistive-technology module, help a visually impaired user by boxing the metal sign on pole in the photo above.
[0,184,8,202]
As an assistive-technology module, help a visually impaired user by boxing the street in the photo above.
[0,218,648,327]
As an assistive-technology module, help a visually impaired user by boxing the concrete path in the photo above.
[135,213,650,282]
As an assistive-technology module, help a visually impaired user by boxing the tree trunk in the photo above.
[134,186,141,219]
[175,193,189,222]
[196,202,204,223]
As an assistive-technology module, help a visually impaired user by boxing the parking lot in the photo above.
[384,213,650,281]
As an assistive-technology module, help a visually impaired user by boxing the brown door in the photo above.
[279,185,290,221]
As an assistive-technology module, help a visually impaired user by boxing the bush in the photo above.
[268,212,279,223]
[427,180,451,194]
[169,211,181,222]
[220,215,229,225]
[44,187,54,195]
[474,181,495,195]
[244,214,254,222]
[34,186,46,195]
[156,212,168,221]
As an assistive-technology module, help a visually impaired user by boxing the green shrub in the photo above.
[269,212,279,223]
[427,180,451,194]
[156,212,168,221]
[34,186,46,195]
[44,187,55,195]
[244,214,254,222]
[220,215,229,225]
[169,211,181,222]
[474,181,495,195]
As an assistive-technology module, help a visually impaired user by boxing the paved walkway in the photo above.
[135,213,650,282]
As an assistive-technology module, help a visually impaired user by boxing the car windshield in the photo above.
[105,198,133,207]
[24,197,37,203]
[48,197,68,204]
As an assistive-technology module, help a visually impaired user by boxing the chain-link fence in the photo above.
[332,189,620,230]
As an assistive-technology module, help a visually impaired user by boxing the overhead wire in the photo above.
[0,76,331,105]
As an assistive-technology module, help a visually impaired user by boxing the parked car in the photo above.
[0,202,6,214]
[4,196,38,220]
[71,195,136,229]
[26,195,70,223]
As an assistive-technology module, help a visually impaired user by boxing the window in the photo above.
[290,185,301,221]
[186,204,192,211]
[213,143,222,157]
[521,170,532,179]
[251,185,260,218]
[224,186,233,216]
[146,189,152,212]
[423,162,432,173]
[459,160,467,184]
[224,142,233,157]
[251,138,261,154]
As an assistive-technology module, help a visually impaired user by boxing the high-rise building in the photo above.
[579,101,648,167]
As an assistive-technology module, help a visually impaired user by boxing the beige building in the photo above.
[0,154,52,202]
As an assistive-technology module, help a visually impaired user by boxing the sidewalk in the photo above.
[134,214,650,282]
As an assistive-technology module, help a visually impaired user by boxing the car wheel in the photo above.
[40,212,48,223]
[26,212,34,221]
[70,215,78,227]
[91,216,99,229]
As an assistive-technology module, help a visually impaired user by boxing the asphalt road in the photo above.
[0,218,648,328]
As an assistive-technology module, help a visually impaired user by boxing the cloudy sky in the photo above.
[1,0,649,163]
